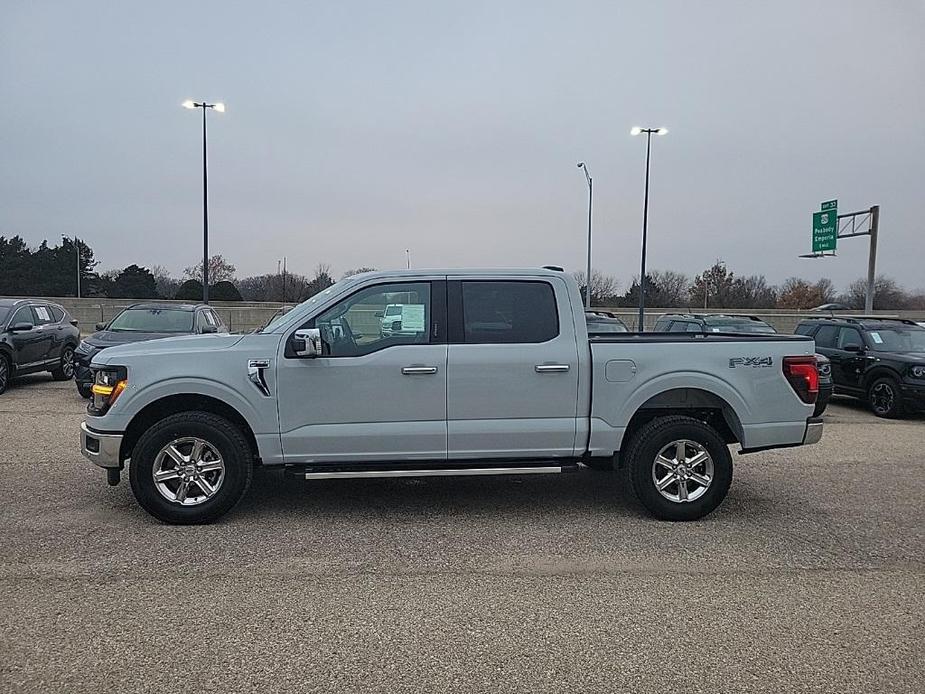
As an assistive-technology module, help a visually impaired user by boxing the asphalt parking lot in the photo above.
[1,376,922,693]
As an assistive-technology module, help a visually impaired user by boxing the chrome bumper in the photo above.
[80,421,123,469]
[803,417,824,445]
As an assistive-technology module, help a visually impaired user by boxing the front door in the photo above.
[277,279,448,463]
[834,326,868,390]
[446,277,580,459]
[7,305,49,369]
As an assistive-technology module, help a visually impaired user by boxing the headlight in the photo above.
[89,367,128,414]
[75,340,97,356]
[912,366,925,379]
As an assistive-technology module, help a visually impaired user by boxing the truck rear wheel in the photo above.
[129,411,253,524]
[624,415,732,521]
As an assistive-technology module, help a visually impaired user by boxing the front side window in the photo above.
[314,282,431,357]
[107,308,194,333]
[461,281,558,344]
[837,327,863,350]
[10,306,33,327]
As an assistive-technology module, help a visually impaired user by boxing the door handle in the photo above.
[402,366,438,375]
[535,364,570,373]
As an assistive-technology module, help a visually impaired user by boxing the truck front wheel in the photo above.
[129,411,253,524]
[624,415,733,521]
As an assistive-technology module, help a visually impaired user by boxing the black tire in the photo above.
[129,411,253,524]
[0,353,10,395]
[582,458,614,472]
[51,345,75,380]
[867,376,904,419]
[625,415,733,521]
[813,400,827,417]
[76,382,93,399]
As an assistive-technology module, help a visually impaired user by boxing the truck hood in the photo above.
[92,333,246,365]
[83,330,186,349]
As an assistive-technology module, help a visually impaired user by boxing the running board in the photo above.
[289,463,579,480]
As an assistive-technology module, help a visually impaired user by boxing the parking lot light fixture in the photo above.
[630,126,668,331]
[182,100,225,303]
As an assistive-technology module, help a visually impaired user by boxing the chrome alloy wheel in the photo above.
[652,439,714,503]
[870,382,895,415]
[61,347,74,378]
[152,437,225,506]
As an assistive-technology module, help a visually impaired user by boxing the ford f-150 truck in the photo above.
[80,268,823,524]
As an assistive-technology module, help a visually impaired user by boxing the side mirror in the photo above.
[95,322,107,331]
[843,343,863,353]
[69,319,79,327]
[10,322,34,332]
[200,324,218,334]
[292,328,322,357]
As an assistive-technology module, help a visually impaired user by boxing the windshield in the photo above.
[705,319,776,334]
[107,308,194,333]
[866,328,925,352]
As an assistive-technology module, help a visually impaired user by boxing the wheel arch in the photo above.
[120,393,260,464]
[862,365,902,391]
[620,387,744,457]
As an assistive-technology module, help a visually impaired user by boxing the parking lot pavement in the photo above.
[0,377,922,693]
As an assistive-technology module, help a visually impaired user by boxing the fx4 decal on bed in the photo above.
[728,356,773,368]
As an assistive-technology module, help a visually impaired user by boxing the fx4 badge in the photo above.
[729,356,773,369]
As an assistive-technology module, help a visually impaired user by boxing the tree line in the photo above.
[574,261,925,310]
[2,236,923,309]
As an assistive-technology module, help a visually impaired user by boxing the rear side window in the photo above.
[795,324,815,336]
[31,305,54,325]
[49,305,65,322]
[813,325,839,348]
[461,281,558,344]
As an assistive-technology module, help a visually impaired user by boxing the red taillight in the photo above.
[783,356,818,404]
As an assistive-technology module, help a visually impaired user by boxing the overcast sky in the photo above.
[2,1,923,290]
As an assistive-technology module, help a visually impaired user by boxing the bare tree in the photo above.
[183,254,237,283]
[840,275,912,310]
[777,278,836,309]
[572,270,620,306]
[150,264,180,299]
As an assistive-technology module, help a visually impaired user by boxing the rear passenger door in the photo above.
[446,277,580,459]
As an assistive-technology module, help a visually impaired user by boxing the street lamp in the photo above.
[630,126,668,330]
[182,99,225,303]
[577,162,593,309]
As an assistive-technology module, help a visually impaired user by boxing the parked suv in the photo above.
[0,299,80,395]
[73,303,227,398]
[654,313,833,416]
[795,317,925,418]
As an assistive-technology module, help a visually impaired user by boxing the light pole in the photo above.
[182,99,225,303]
[577,162,593,309]
[630,126,668,331]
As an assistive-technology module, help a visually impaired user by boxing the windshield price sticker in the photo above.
[870,332,883,344]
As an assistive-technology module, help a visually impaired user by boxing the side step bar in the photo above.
[288,463,579,480]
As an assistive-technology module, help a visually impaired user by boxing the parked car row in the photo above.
[652,312,925,419]
[1,300,226,396]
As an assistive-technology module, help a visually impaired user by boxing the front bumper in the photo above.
[80,422,123,469]
[802,416,824,445]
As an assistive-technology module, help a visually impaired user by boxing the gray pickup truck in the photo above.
[80,268,822,524]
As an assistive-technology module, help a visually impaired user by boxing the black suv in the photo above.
[0,299,81,395]
[73,303,227,398]
[795,317,925,418]
[653,313,833,416]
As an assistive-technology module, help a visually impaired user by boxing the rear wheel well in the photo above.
[120,394,260,464]
[618,388,742,466]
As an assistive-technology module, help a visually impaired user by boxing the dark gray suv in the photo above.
[0,299,80,395]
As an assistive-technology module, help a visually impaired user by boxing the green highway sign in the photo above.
[821,199,838,212]
[812,210,838,253]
